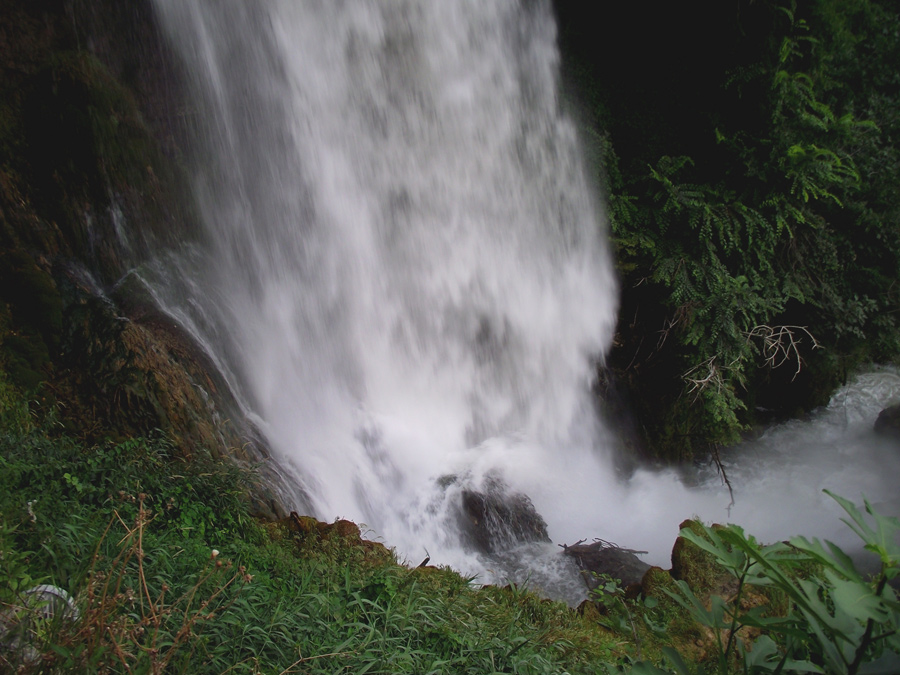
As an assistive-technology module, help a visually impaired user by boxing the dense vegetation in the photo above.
[1,0,899,671]
[2,374,898,673]
[556,0,900,458]
[0,374,626,673]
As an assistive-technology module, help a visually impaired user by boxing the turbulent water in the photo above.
[693,368,900,562]
[148,0,616,572]
[146,1,900,602]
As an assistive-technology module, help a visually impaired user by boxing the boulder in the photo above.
[561,539,650,591]
[456,477,550,554]
[280,512,393,561]
[0,585,78,669]
[874,404,900,439]
[671,519,734,597]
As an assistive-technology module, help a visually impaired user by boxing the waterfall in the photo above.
[148,0,619,577]
[146,1,900,600]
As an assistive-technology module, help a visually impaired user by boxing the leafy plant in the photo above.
[0,384,627,672]
[634,491,900,675]
[590,573,666,662]
[2,500,254,674]
[591,0,900,459]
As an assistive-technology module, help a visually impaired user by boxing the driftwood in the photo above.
[561,538,650,591]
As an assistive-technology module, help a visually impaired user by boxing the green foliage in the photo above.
[599,0,900,457]
[628,492,900,675]
[671,520,730,598]
[0,380,623,672]
[0,372,32,436]
[590,573,667,663]
[0,521,43,605]
[0,429,249,550]
[2,342,897,675]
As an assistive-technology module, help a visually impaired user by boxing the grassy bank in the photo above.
[0,375,634,673]
[2,371,898,674]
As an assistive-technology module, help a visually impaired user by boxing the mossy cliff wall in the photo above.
[0,0,284,516]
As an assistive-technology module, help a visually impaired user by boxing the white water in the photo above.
[150,0,616,572]
[488,368,900,602]
[693,368,900,560]
[147,1,900,599]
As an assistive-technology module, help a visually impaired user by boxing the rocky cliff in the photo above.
[0,0,286,518]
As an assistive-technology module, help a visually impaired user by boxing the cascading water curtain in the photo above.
[150,0,621,576]
[147,1,900,599]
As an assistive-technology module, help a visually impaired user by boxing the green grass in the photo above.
[3,372,896,674]
[0,374,629,673]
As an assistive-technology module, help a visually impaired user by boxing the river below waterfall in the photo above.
[465,367,900,604]
[144,1,900,606]
[693,367,900,561]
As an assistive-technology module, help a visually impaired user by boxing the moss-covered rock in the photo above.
[0,0,255,475]
[279,512,394,565]
[670,519,729,596]
[639,565,676,601]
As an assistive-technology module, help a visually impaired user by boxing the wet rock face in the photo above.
[60,288,223,453]
[0,0,304,520]
[562,539,650,590]
[1,0,209,441]
[456,477,551,555]
[874,404,900,439]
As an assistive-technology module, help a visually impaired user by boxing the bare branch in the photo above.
[744,324,821,380]
[710,444,735,515]
[682,356,726,400]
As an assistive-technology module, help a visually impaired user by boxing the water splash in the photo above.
[147,1,900,602]
[150,0,617,572]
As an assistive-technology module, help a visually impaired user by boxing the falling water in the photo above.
[145,1,900,601]
[148,0,616,573]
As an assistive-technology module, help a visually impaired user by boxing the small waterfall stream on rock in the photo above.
[145,1,900,604]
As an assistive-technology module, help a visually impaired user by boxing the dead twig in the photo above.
[278,651,354,674]
[744,324,821,380]
[710,444,735,515]
[682,356,727,400]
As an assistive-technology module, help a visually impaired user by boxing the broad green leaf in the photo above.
[800,605,851,674]
[781,658,826,673]
[824,569,890,624]
[881,585,899,610]
[709,594,729,629]
[678,524,745,571]
[825,491,900,565]
[884,628,900,653]
[868,507,900,564]
[797,577,863,642]
[737,605,798,631]
[790,535,863,582]
[666,580,728,628]
[643,614,668,636]
[742,634,780,669]
[826,491,878,544]
[661,646,692,675]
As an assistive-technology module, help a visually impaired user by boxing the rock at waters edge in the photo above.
[562,539,651,591]
[874,403,900,439]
